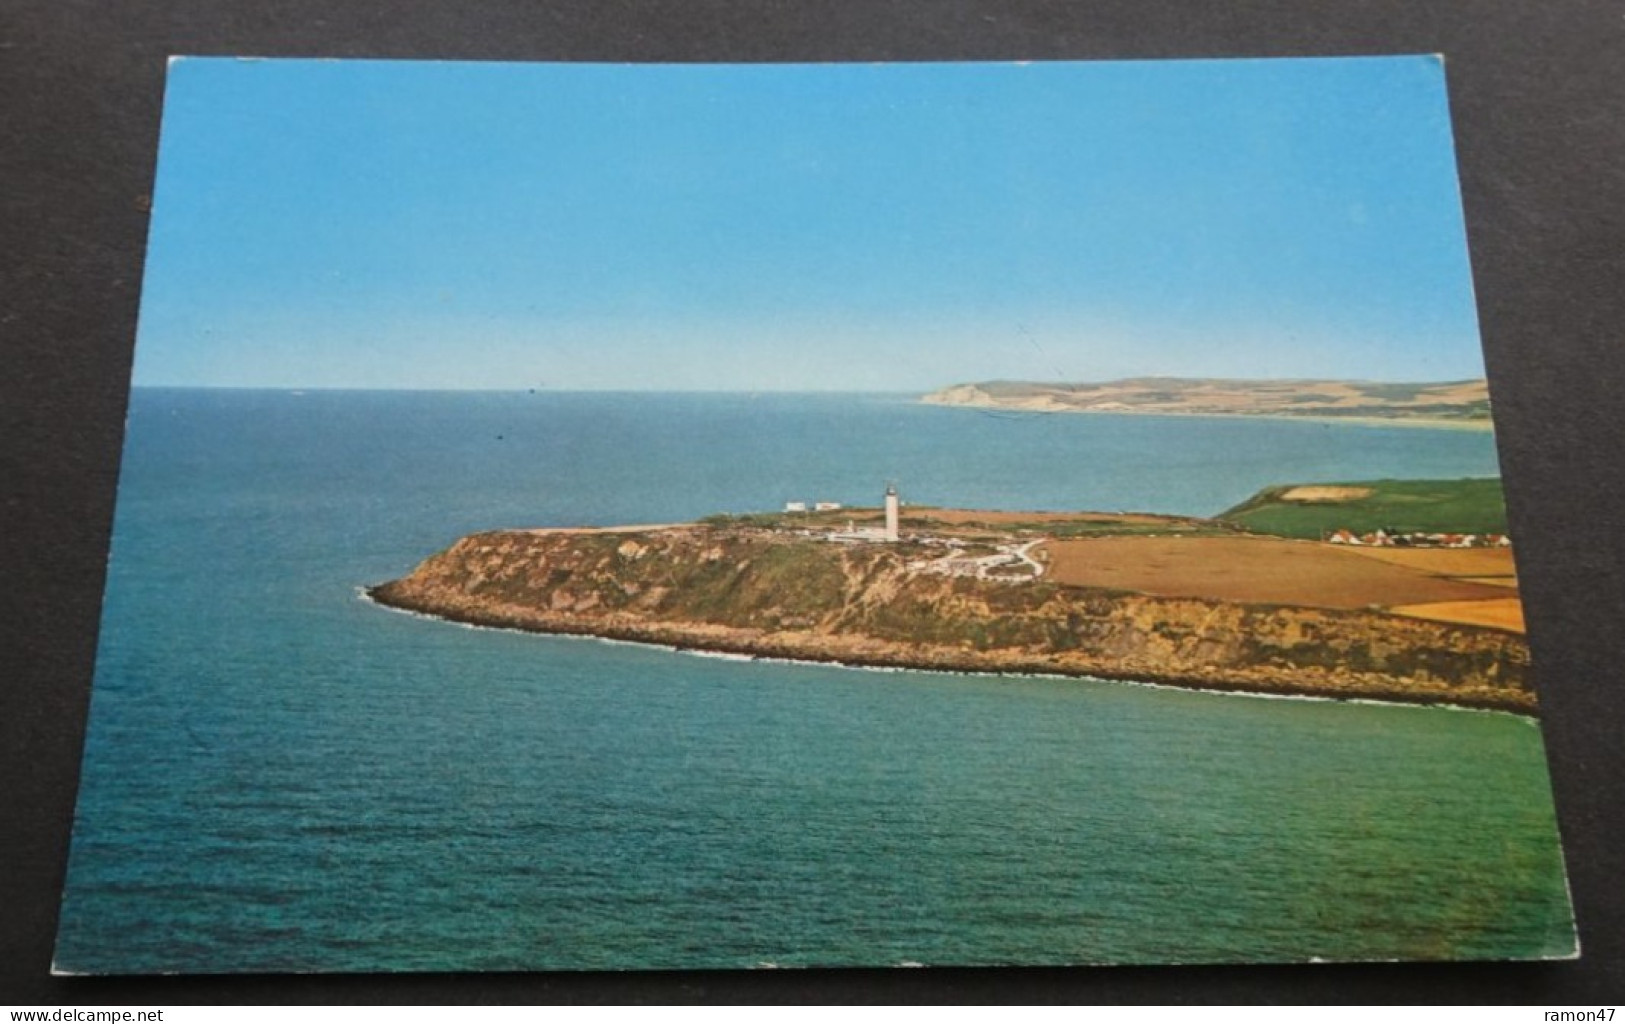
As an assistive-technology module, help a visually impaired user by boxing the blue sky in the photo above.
[134,57,1486,390]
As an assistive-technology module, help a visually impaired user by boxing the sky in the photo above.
[133,56,1488,391]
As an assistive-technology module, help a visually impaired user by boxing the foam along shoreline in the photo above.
[364,525,1537,715]
[357,586,1530,719]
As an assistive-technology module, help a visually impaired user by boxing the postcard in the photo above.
[55,56,1576,973]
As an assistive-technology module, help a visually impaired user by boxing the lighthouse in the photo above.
[884,483,900,543]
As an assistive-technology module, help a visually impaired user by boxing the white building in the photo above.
[884,483,900,542]
[784,501,807,513]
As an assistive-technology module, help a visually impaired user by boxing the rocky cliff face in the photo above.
[369,526,1535,713]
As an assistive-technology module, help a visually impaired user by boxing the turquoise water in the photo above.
[55,389,1573,972]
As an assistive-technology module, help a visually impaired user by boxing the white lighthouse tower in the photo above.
[884,482,900,542]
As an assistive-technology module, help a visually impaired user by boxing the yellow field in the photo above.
[1278,485,1373,503]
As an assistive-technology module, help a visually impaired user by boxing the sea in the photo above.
[54,388,1575,972]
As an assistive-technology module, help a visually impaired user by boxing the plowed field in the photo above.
[1038,536,1511,611]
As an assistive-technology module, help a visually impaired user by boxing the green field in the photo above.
[1218,478,1508,540]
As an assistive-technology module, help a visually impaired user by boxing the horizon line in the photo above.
[129,374,1491,394]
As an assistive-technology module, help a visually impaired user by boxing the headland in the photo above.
[368,484,1534,713]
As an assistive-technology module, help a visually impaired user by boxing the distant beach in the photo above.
[925,403,1497,431]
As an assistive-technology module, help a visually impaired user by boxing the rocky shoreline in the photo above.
[367,527,1538,714]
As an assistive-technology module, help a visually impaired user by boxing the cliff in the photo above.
[921,377,1492,424]
[368,524,1535,713]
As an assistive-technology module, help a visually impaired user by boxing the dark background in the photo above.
[5,0,1623,1004]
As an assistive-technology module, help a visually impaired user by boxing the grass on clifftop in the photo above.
[1219,478,1508,540]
